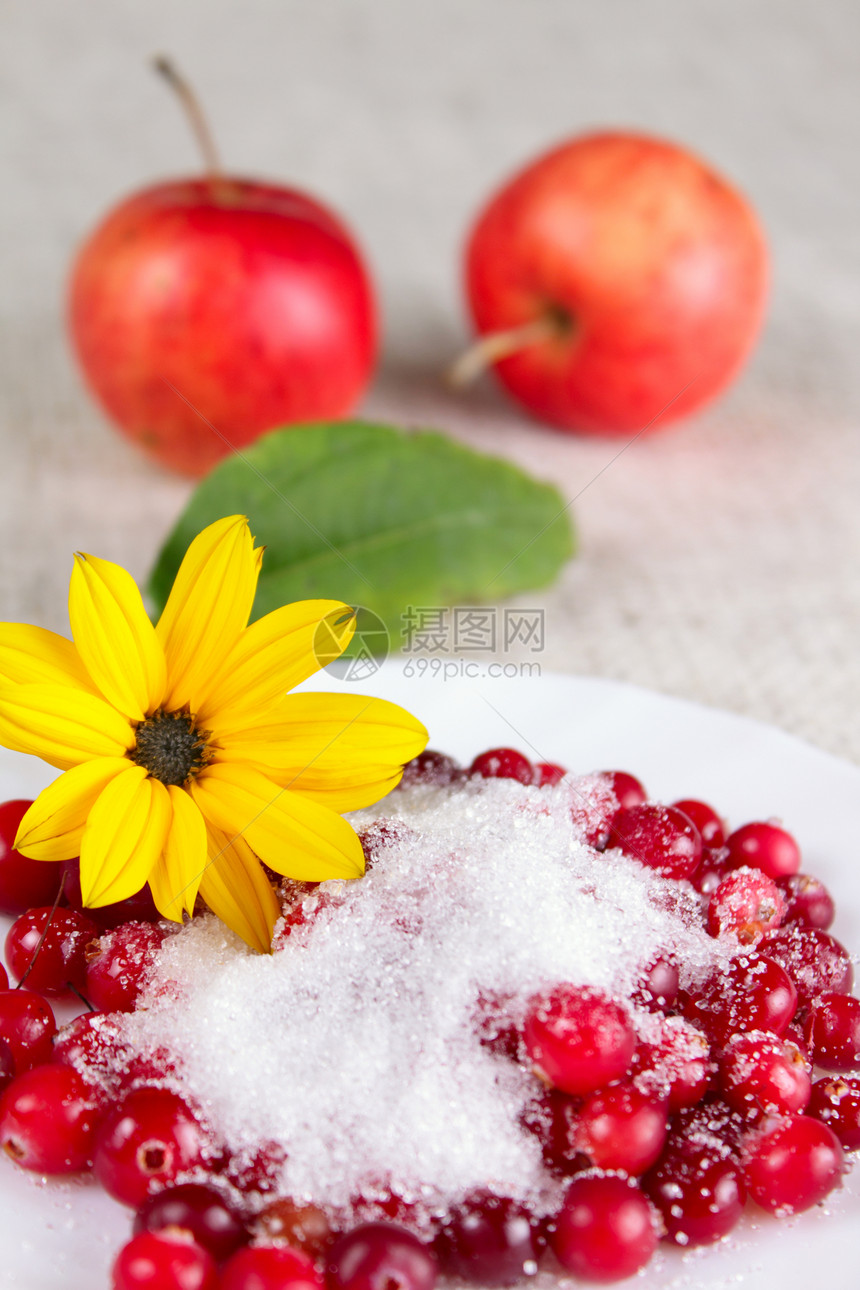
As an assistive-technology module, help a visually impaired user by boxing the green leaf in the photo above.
[148,421,574,653]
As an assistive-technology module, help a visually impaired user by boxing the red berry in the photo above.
[221,1246,323,1290]
[0,1063,99,1172]
[0,963,7,992]
[134,1182,247,1263]
[725,821,801,879]
[610,804,702,880]
[0,1038,14,1094]
[94,1087,215,1207]
[0,988,57,1071]
[111,1231,218,1290]
[631,954,680,1012]
[645,1146,745,1246]
[803,993,860,1071]
[326,1222,437,1290]
[5,905,98,995]
[777,873,835,930]
[85,921,167,1012]
[551,1174,657,1282]
[575,1081,668,1175]
[222,1138,287,1198]
[761,926,853,1007]
[62,857,163,928]
[522,1088,586,1175]
[672,799,726,847]
[252,1198,333,1258]
[743,1114,843,1214]
[631,1015,712,1111]
[718,1031,811,1116]
[534,761,567,787]
[600,771,647,812]
[524,984,636,1094]
[438,1193,541,1285]
[0,799,66,914]
[681,953,797,1048]
[691,847,733,896]
[469,748,534,785]
[706,868,786,944]
[398,751,463,789]
[807,1076,860,1150]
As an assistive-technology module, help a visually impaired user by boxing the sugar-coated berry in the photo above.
[221,1245,324,1290]
[610,804,702,880]
[134,1182,247,1262]
[680,953,797,1048]
[0,988,57,1071]
[803,993,860,1071]
[253,1197,333,1258]
[111,1231,218,1290]
[807,1077,860,1150]
[778,873,835,930]
[5,905,98,995]
[718,1031,811,1116]
[326,1222,438,1290]
[0,1063,99,1172]
[398,750,463,789]
[645,1145,746,1246]
[600,771,647,812]
[551,1174,657,1283]
[437,1192,541,1285]
[85,921,167,1012]
[534,762,566,787]
[524,984,636,1095]
[0,799,66,914]
[631,954,680,1012]
[726,821,801,879]
[469,748,534,785]
[706,868,786,944]
[575,1082,668,1175]
[672,798,726,847]
[743,1115,843,1214]
[631,1014,711,1111]
[761,926,853,1006]
[94,1087,214,1207]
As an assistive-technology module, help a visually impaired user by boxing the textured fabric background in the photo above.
[1,1,858,759]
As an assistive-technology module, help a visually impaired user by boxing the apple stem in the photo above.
[153,54,223,179]
[447,312,569,388]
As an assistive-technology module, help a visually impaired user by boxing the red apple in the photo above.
[459,130,768,436]
[68,66,377,476]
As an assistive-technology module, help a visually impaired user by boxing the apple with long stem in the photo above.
[68,58,377,476]
[452,131,768,437]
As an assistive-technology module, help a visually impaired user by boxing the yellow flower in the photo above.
[0,516,427,952]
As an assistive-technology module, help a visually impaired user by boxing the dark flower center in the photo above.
[129,709,211,786]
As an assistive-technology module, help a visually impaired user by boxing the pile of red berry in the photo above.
[0,749,858,1290]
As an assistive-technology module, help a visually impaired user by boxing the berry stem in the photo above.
[152,55,223,180]
[15,873,65,990]
[447,310,570,388]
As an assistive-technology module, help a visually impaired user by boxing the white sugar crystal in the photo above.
[114,776,725,1213]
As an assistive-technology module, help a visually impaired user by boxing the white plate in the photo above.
[0,667,858,1289]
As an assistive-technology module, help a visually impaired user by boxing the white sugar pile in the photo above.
[115,775,725,1214]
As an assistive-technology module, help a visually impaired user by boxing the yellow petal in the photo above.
[222,693,428,811]
[147,787,208,923]
[0,624,97,692]
[199,600,356,729]
[156,516,260,711]
[198,824,280,953]
[190,761,365,882]
[70,553,167,720]
[0,683,135,770]
[79,767,172,907]
[14,757,130,861]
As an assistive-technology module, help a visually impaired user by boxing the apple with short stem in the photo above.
[68,58,377,476]
[452,131,768,437]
